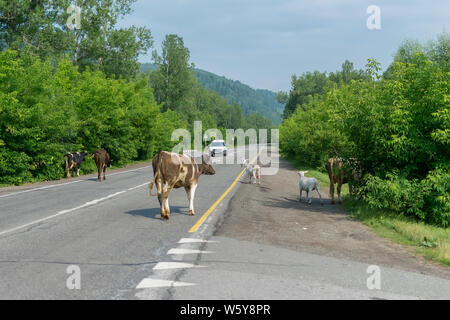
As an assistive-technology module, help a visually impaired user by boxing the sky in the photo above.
[118,0,449,92]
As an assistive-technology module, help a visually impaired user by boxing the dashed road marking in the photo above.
[153,262,206,270]
[178,238,218,244]
[167,248,213,255]
[127,182,149,191]
[0,165,152,199]
[0,183,148,237]
[136,278,196,289]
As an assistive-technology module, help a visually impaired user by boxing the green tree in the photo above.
[0,0,153,79]
[150,34,197,113]
[282,71,328,119]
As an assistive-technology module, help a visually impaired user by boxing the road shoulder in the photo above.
[214,157,450,279]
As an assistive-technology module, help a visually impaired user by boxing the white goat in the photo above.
[298,171,323,205]
[242,159,261,185]
[251,164,261,185]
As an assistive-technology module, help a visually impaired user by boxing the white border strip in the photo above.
[0,165,151,199]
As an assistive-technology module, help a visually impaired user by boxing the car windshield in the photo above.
[211,142,225,147]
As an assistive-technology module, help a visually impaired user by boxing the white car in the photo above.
[209,140,227,157]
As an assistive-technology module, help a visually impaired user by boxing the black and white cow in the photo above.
[64,152,89,178]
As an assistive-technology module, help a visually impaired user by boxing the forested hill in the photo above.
[140,63,283,124]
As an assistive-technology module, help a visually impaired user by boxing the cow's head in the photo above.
[200,154,215,175]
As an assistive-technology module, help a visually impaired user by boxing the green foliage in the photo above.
[362,168,450,228]
[0,50,180,185]
[280,97,345,169]
[195,68,283,125]
[279,33,449,227]
[282,71,328,119]
[148,35,273,131]
[0,0,153,79]
[150,35,197,113]
[282,61,369,119]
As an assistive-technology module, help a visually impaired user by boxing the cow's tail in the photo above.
[149,176,157,197]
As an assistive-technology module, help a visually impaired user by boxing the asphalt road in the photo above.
[0,145,449,300]
[0,147,256,299]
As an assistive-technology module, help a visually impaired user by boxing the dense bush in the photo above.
[279,33,449,227]
[362,168,450,228]
[0,50,182,185]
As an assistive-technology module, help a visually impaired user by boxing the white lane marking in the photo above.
[153,262,205,270]
[167,248,213,255]
[0,165,152,199]
[0,191,125,237]
[0,180,83,199]
[106,165,152,178]
[127,182,149,191]
[0,181,147,237]
[136,278,196,289]
[178,238,218,244]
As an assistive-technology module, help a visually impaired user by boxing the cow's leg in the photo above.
[330,180,335,204]
[155,178,163,207]
[76,168,80,177]
[162,185,173,219]
[160,186,168,219]
[158,191,164,218]
[97,165,102,182]
[337,180,343,204]
[299,188,302,202]
[161,190,169,219]
[164,195,170,219]
[65,161,71,178]
[103,164,107,181]
[185,183,198,216]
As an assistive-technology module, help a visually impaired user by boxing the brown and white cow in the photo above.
[326,157,361,204]
[93,149,111,182]
[149,151,215,220]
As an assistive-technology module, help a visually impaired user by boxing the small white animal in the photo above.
[241,159,249,167]
[298,171,323,205]
[242,160,261,185]
[251,164,261,185]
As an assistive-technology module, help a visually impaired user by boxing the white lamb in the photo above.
[242,159,261,185]
[298,171,323,205]
[251,164,261,185]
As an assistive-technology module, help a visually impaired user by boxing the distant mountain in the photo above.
[140,63,283,125]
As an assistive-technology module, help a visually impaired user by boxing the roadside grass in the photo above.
[344,198,450,267]
[285,156,450,268]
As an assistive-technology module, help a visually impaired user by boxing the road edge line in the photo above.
[189,147,262,233]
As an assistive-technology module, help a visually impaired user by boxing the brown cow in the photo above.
[149,151,215,220]
[93,149,111,182]
[326,157,361,204]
